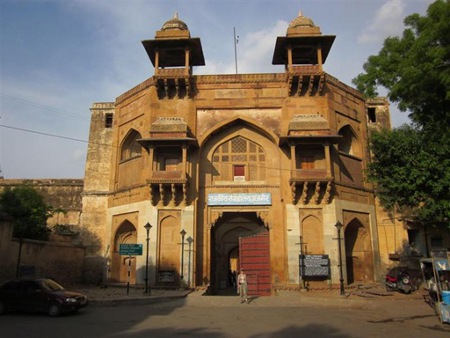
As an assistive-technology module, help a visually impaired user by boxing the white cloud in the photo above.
[72,147,87,163]
[238,20,287,74]
[358,0,407,44]
[194,19,287,75]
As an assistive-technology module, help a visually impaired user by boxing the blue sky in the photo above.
[0,0,434,179]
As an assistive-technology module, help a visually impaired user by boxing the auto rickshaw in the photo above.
[420,258,450,324]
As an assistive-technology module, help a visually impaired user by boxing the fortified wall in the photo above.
[0,178,84,230]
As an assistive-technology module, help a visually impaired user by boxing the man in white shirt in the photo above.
[237,270,248,303]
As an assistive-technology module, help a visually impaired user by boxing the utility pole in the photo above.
[234,27,239,74]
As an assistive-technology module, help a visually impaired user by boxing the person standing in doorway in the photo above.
[237,269,248,303]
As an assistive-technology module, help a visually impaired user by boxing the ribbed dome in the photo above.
[288,11,315,29]
[161,13,189,31]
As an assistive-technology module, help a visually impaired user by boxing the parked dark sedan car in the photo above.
[0,278,88,317]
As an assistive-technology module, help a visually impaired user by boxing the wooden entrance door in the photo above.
[239,230,271,296]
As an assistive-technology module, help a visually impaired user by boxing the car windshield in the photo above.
[40,279,65,292]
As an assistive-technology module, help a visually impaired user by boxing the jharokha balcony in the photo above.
[287,65,325,97]
[148,170,189,207]
[289,169,334,205]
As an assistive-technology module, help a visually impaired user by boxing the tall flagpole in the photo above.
[234,27,238,74]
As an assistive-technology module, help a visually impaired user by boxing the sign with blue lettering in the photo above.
[207,193,272,206]
[119,244,143,256]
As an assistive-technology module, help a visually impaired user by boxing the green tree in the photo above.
[367,126,450,224]
[353,0,450,225]
[353,0,450,131]
[0,185,53,240]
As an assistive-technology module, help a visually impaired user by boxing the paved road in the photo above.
[1,290,450,338]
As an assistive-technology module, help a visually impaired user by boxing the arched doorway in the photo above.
[157,215,181,285]
[210,212,266,294]
[111,220,137,283]
[344,219,374,284]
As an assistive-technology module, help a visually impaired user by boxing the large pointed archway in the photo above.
[344,218,374,284]
[210,212,267,294]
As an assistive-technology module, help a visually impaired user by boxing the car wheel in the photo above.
[0,301,7,315]
[48,303,62,317]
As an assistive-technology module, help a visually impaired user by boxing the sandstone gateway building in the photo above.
[81,12,391,294]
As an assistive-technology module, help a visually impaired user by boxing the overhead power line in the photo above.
[0,124,115,148]
[0,124,88,143]
[1,93,91,121]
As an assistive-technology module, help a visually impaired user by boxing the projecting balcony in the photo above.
[289,169,334,205]
[155,68,191,99]
[288,65,324,96]
[148,171,189,207]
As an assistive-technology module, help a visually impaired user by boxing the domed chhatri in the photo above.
[272,10,334,67]
[161,13,189,31]
[286,10,322,37]
[154,13,191,39]
[142,12,205,69]
[288,11,315,29]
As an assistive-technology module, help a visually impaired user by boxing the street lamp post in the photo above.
[335,221,345,296]
[144,222,152,295]
[180,229,186,283]
[186,236,193,287]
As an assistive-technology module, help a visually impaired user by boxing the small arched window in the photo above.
[121,130,142,161]
[338,126,361,158]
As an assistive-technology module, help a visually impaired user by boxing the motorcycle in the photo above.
[385,267,416,294]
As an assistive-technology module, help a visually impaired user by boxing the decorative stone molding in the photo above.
[257,211,272,229]
[288,113,329,132]
[116,78,155,105]
[210,210,223,229]
[325,73,364,100]
[197,73,286,84]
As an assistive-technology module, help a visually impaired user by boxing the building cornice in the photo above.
[196,73,287,84]
[324,73,364,100]
[116,78,155,105]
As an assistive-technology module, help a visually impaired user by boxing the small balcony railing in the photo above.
[290,65,321,75]
[156,68,188,78]
[149,170,186,183]
[290,169,332,182]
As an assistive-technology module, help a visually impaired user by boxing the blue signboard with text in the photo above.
[119,244,143,256]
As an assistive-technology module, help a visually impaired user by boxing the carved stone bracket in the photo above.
[156,76,191,99]
[318,74,325,95]
[149,181,189,207]
[210,210,223,229]
[325,181,333,204]
[288,72,324,97]
[257,211,272,229]
[314,181,321,204]
[301,182,309,204]
[290,181,334,205]
[291,183,297,204]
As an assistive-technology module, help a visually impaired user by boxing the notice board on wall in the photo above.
[299,254,330,277]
